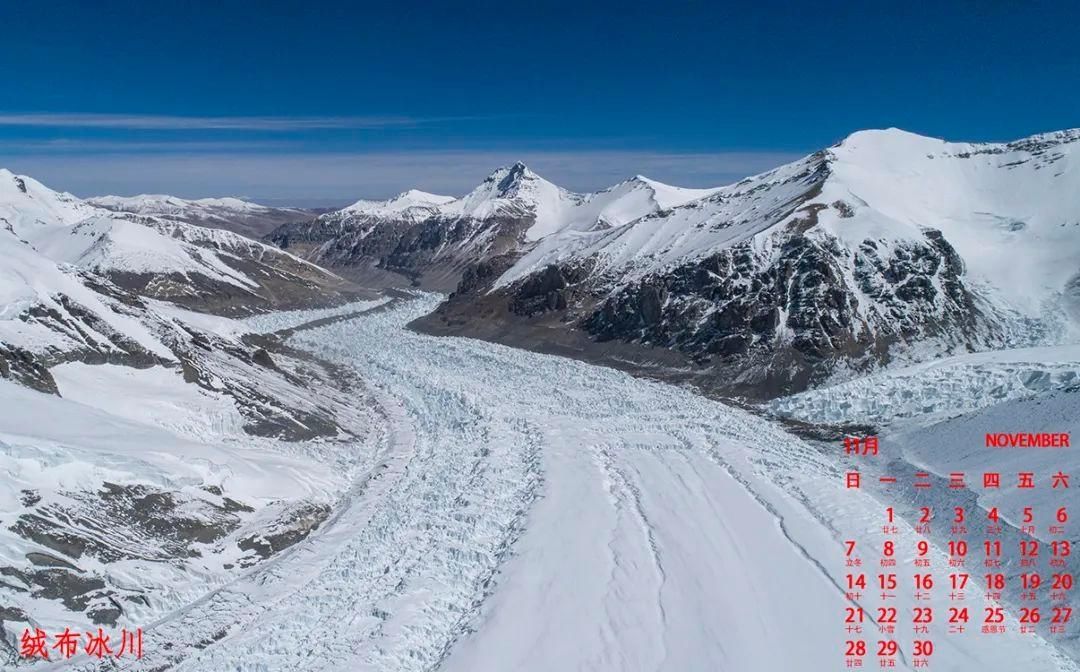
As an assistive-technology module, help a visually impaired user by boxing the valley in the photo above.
[16,294,1077,671]
[2,127,1080,670]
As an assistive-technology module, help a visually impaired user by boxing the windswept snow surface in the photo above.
[83,294,1075,672]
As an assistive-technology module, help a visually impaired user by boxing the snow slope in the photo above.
[818,129,1080,321]
[0,357,378,644]
[439,164,722,243]
[0,291,389,668]
[3,168,275,286]
[771,340,1080,667]
[1,167,352,336]
[0,216,172,358]
[89,194,279,216]
[29,214,259,289]
[889,389,1080,540]
[498,128,1080,308]
[492,159,813,288]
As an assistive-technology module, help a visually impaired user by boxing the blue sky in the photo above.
[1,1,1076,205]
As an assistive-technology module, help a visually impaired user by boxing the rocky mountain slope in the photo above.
[0,168,385,650]
[5,171,364,319]
[89,193,309,238]
[270,128,1080,398]
[267,162,720,290]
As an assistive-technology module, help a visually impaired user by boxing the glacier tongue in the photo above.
[770,343,1080,428]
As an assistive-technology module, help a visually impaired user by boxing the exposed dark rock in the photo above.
[0,344,57,394]
[268,209,534,292]
[509,265,570,317]
[832,200,855,218]
[237,503,330,564]
[577,220,992,396]
[0,605,28,623]
[456,254,519,296]
[11,481,249,565]
[87,602,122,626]
[251,347,278,370]
[426,203,999,399]
[22,567,105,612]
[26,552,79,570]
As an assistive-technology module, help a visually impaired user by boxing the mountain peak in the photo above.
[0,168,32,193]
[838,126,1080,153]
[834,127,941,151]
[340,188,455,218]
[623,174,673,191]
[391,189,455,205]
[483,162,541,196]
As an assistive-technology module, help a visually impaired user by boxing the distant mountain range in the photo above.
[261,128,1080,397]
[88,193,308,238]
[265,162,725,290]
[5,127,1078,400]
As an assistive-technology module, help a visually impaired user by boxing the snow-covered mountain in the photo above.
[3,170,359,318]
[267,162,720,290]
[89,193,309,238]
[0,165,379,427]
[6,147,1080,670]
[0,167,389,650]
[0,165,374,407]
[339,189,457,220]
[395,128,1080,397]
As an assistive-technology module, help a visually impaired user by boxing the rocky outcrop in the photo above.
[575,223,994,395]
[269,212,533,291]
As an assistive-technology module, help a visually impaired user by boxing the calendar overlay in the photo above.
[841,433,1077,668]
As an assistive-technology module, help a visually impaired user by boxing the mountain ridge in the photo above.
[88,192,312,238]
[264,158,729,290]
[400,126,1080,398]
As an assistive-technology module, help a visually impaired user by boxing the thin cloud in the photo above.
[0,138,303,152]
[0,113,475,131]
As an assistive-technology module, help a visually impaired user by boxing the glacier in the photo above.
[28,293,1071,672]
